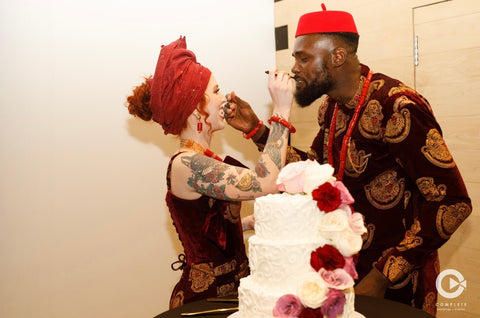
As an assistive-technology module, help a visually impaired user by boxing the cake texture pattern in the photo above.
[238,160,367,317]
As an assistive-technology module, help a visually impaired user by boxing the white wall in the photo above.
[0,1,274,317]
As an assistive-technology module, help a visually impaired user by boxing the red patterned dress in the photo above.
[165,153,249,309]
[252,64,472,315]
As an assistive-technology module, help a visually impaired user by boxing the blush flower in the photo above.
[343,256,359,279]
[276,160,309,193]
[273,294,303,317]
[333,180,354,205]
[310,244,345,271]
[320,289,346,318]
[318,268,355,290]
[312,182,342,212]
[345,207,367,235]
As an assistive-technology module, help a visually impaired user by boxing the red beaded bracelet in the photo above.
[268,116,296,133]
[243,120,263,139]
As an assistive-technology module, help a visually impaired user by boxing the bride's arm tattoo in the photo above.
[264,123,287,170]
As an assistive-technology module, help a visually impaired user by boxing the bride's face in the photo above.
[203,75,227,132]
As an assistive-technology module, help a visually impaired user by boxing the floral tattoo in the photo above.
[181,154,231,200]
[264,122,287,170]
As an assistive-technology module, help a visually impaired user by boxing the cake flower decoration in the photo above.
[310,244,345,271]
[312,182,342,212]
[272,294,303,318]
[321,289,347,318]
[272,160,365,317]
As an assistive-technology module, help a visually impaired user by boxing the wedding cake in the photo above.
[237,160,366,318]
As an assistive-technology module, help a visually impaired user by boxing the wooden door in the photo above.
[414,1,480,316]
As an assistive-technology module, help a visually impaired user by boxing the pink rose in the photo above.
[318,268,355,290]
[320,289,346,318]
[273,294,303,317]
[333,181,354,205]
[343,256,358,280]
[345,207,367,235]
[276,161,309,193]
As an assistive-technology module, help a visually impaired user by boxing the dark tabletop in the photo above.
[154,295,435,318]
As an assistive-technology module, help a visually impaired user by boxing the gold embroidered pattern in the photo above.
[388,83,417,97]
[404,190,411,209]
[384,96,411,143]
[322,128,330,163]
[345,74,367,110]
[307,148,320,162]
[421,129,455,168]
[423,292,437,316]
[416,177,446,201]
[412,270,419,293]
[217,283,235,297]
[345,139,369,178]
[213,260,237,276]
[334,109,349,137]
[398,219,423,251]
[224,202,241,223]
[208,198,215,208]
[189,263,215,293]
[390,270,416,290]
[361,223,375,250]
[369,79,385,94]
[170,290,184,309]
[364,170,405,210]
[286,145,302,163]
[436,202,471,239]
[317,98,329,127]
[382,255,414,283]
[358,99,383,140]
[236,259,249,281]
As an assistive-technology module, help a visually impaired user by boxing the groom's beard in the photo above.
[294,68,333,107]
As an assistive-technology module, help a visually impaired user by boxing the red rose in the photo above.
[312,182,341,212]
[299,307,323,318]
[310,245,346,271]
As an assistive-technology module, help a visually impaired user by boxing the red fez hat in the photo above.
[295,3,358,38]
[149,36,211,135]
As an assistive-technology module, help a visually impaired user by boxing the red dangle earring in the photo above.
[196,113,202,132]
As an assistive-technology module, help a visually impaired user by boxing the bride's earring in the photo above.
[196,113,202,132]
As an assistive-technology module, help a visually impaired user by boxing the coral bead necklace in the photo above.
[180,139,223,161]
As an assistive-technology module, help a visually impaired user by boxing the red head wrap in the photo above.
[295,3,358,38]
[149,36,211,135]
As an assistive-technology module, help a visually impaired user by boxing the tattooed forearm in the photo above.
[254,157,270,178]
[235,171,262,193]
[264,122,287,169]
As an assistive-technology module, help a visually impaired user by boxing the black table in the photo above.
[154,295,435,318]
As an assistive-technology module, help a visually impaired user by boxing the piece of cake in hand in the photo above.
[237,160,367,318]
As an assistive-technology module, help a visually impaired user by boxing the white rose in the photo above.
[303,161,336,195]
[330,228,363,257]
[318,209,349,233]
[297,272,328,309]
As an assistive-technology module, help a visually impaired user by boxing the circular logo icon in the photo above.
[436,269,466,299]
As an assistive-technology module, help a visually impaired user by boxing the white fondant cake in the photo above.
[237,160,366,318]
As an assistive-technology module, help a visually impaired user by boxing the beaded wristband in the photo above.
[268,116,296,133]
[243,120,264,139]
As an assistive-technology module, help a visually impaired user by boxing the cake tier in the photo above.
[254,193,323,242]
[238,277,355,318]
[247,235,326,289]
